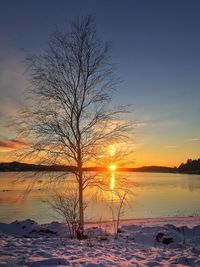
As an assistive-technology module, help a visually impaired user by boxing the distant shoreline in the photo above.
[0,161,200,174]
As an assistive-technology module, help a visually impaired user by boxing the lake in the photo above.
[0,172,200,223]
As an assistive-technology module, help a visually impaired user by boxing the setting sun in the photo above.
[1,2,200,266]
[109,164,117,171]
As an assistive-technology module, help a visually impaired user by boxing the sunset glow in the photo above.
[108,145,116,156]
[109,164,117,171]
[1,2,200,265]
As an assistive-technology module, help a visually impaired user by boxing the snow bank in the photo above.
[0,219,40,237]
[0,217,200,266]
[0,220,70,238]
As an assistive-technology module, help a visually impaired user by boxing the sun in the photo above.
[109,164,117,171]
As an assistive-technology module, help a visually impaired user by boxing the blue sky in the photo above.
[0,0,200,166]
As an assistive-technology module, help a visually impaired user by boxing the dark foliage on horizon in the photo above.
[0,161,175,173]
[0,161,77,172]
[179,159,200,174]
[0,159,199,174]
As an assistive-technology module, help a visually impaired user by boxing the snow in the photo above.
[0,217,200,266]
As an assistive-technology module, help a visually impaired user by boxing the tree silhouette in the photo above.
[179,158,200,173]
[18,16,133,237]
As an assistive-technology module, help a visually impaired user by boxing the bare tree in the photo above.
[18,16,133,237]
[109,188,128,239]
[48,184,86,238]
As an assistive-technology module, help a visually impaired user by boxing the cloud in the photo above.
[164,145,179,149]
[136,122,148,128]
[187,138,200,142]
[0,139,26,150]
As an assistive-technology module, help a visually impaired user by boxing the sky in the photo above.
[0,0,200,167]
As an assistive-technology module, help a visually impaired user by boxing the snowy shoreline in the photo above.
[0,216,200,266]
[85,215,200,229]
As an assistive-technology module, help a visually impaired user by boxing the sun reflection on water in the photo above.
[110,172,115,191]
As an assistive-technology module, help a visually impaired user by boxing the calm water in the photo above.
[0,172,200,223]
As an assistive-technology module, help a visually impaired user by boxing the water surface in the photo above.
[0,172,199,223]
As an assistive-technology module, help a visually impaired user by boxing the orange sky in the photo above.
[0,136,199,167]
[0,1,200,168]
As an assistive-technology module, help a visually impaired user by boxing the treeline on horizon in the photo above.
[0,159,200,174]
[178,158,200,174]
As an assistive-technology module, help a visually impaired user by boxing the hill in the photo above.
[0,161,177,173]
[0,159,199,174]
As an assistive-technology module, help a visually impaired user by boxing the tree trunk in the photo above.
[77,151,85,239]
[78,168,84,232]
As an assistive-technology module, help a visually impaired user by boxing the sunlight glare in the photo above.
[108,145,116,156]
[110,172,115,190]
[109,164,117,171]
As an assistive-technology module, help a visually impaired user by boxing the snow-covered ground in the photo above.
[0,217,200,266]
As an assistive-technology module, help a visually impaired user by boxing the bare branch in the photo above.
[16,16,135,234]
